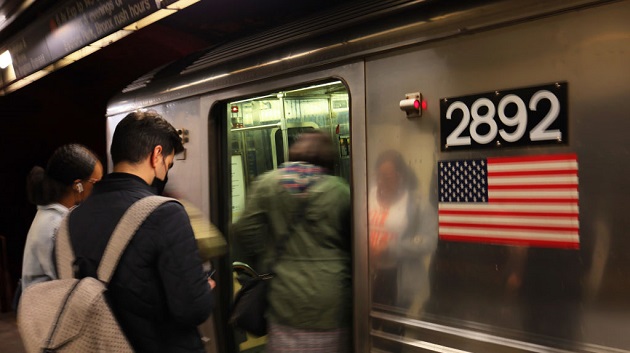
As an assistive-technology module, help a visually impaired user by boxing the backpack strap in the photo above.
[97,196,176,283]
[56,196,176,283]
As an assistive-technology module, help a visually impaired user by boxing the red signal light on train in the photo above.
[413,99,427,110]
[231,105,239,113]
[399,92,423,118]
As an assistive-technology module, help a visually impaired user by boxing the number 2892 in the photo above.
[440,83,567,151]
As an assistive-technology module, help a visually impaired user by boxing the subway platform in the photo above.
[0,312,26,353]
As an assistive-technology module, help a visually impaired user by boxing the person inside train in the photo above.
[369,149,437,312]
[232,130,352,353]
[20,143,103,292]
[63,111,215,353]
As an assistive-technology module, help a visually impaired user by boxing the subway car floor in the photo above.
[0,312,26,353]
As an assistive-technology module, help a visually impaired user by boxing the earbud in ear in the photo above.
[76,183,84,193]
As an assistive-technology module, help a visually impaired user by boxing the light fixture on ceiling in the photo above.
[0,50,11,69]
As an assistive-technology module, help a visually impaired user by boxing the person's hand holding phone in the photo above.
[207,269,217,290]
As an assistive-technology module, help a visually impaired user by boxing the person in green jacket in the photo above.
[232,131,352,353]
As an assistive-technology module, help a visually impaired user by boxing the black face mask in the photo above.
[151,174,168,195]
[151,156,169,195]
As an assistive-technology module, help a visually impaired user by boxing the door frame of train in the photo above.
[204,61,368,353]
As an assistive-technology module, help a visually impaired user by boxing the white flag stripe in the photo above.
[439,215,578,227]
[438,227,579,241]
[488,176,578,185]
[489,190,579,198]
[488,160,577,172]
[439,203,579,213]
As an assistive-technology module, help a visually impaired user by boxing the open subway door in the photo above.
[224,80,351,352]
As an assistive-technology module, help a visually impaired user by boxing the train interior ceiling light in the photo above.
[0,0,200,95]
[0,50,11,69]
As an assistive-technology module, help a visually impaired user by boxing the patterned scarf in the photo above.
[278,162,325,196]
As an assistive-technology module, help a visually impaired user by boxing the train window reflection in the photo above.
[368,149,439,351]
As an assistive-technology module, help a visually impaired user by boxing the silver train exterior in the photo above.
[105,1,630,352]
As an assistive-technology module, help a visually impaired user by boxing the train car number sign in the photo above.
[440,82,568,151]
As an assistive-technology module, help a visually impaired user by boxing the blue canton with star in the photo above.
[438,159,488,203]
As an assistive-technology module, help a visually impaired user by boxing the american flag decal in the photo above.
[438,154,579,249]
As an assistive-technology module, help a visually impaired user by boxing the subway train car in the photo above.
[105,0,630,352]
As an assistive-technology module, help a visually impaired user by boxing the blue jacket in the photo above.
[21,203,68,290]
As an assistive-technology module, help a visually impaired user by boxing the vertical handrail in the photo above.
[279,92,289,164]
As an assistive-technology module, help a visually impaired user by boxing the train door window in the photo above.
[228,80,350,222]
[226,80,351,353]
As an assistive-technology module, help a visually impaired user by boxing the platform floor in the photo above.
[0,312,26,353]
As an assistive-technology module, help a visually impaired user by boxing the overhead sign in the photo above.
[440,82,568,151]
[4,0,159,81]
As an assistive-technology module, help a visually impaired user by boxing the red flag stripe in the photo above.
[488,169,577,177]
[439,234,580,249]
[488,197,578,204]
[488,154,577,164]
[488,184,578,190]
[439,222,578,232]
[438,210,579,218]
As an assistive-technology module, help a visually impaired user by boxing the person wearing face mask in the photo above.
[19,144,103,293]
[64,111,215,353]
